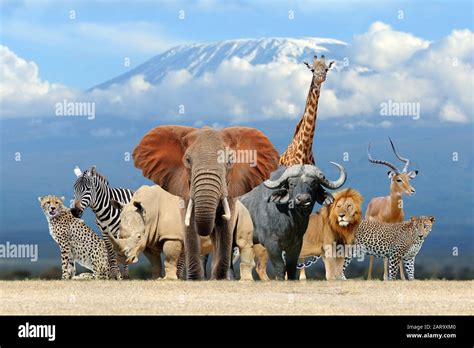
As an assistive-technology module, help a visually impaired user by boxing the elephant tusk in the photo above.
[222,197,231,221]
[184,198,193,227]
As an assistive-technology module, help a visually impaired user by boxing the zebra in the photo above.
[71,165,134,279]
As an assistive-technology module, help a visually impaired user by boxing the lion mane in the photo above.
[300,188,364,259]
[327,188,363,244]
[298,188,363,279]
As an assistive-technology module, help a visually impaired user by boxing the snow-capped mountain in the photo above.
[93,37,347,90]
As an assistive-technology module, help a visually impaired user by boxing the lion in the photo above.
[298,188,363,280]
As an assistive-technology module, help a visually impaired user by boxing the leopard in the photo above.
[342,216,435,280]
[39,195,110,279]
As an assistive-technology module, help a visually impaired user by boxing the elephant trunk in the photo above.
[191,170,222,237]
[193,194,218,236]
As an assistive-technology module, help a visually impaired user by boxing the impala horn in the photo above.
[389,137,410,173]
[368,142,400,173]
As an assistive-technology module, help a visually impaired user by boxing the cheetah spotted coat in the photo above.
[39,195,110,279]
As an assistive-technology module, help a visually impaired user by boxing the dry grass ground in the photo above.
[0,280,472,315]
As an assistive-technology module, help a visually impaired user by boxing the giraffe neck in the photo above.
[294,81,321,161]
[279,78,323,166]
[292,80,320,136]
[303,82,321,137]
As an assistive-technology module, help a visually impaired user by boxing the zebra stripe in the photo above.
[73,170,133,237]
[73,168,134,279]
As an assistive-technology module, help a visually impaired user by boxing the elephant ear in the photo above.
[132,125,196,197]
[223,127,279,197]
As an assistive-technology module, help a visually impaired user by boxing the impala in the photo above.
[365,138,418,280]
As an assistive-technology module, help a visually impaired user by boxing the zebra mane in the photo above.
[76,169,110,186]
[92,171,109,185]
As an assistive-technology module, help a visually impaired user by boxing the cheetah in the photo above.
[342,216,435,280]
[39,195,110,279]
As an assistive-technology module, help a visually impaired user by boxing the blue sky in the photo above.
[1,0,472,89]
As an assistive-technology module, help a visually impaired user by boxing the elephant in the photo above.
[133,125,279,280]
[107,185,256,280]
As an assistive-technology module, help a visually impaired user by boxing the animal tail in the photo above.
[296,256,320,269]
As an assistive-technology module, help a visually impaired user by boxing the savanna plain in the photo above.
[1,280,472,315]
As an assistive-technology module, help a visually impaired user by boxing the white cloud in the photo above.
[0,45,77,117]
[319,25,473,124]
[351,22,431,71]
[0,45,50,98]
[1,23,472,125]
[440,102,468,123]
[84,56,311,122]
[411,29,473,123]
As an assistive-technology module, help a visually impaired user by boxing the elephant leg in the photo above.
[163,240,182,280]
[201,254,209,279]
[210,224,233,280]
[253,244,270,281]
[177,252,186,280]
[184,225,204,280]
[144,248,163,279]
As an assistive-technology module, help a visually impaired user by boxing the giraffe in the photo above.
[279,54,335,166]
[252,55,335,282]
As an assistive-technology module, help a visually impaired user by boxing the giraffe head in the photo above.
[304,55,335,85]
